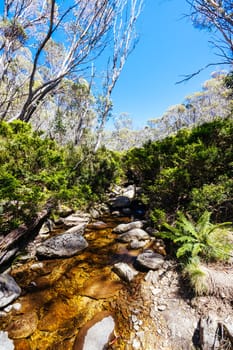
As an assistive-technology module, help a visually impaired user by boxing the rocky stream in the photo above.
[0,185,233,350]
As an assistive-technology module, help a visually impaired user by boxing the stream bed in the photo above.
[0,215,160,350]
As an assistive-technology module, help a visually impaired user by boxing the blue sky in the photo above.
[109,0,225,128]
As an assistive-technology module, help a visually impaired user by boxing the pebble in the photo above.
[158,305,167,311]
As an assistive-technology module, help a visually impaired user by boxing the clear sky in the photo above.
[109,0,225,129]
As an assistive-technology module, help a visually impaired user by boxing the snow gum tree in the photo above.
[0,0,143,139]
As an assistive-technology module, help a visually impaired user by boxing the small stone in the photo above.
[132,338,141,350]
[158,305,167,311]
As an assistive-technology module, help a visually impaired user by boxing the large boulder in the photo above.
[117,228,150,243]
[136,250,164,270]
[0,273,21,308]
[113,221,144,234]
[36,232,88,258]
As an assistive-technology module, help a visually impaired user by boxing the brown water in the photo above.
[0,216,146,350]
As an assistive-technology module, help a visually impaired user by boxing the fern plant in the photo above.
[159,211,232,262]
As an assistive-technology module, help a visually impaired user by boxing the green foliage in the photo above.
[0,121,122,233]
[159,211,232,262]
[124,117,233,222]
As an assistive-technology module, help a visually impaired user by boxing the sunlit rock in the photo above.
[136,250,164,270]
[62,212,90,227]
[113,262,138,282]
[73,311,115,350]
[36,232,88,258]
[117,228,150,243]
[113,221,144,234]
[0,273,21,308]
[0,331,14,350]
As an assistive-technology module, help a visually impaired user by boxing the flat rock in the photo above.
[113,262,138,282]
[136,250,164,270]
[36,232,88,258]
[62,212,90,227]
[0,273,21,308]
[7,311,38,339]
[80,274,122,299]
[113,221,143,234]
[64,223,86,235]
[74,311,115,350]
[117,228,150,243]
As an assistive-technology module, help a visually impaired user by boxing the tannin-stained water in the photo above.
[0,216,147,350]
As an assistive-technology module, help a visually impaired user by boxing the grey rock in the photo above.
[199,315,220,350]
[82,316,115,350]
[0,273,21,308]
[113,262,138,282]
[117,228,150,243]
[64,223,86,235]
[121,185,136,199]
[113,221,144,234]
[39,219,54,235]
[129,239,150,249]
[0,331,14,350]
[36,233,88,258]
[63,211,90,227]
[136,250,164,270]
[0,248,18,266]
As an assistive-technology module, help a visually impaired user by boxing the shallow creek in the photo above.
[0,216,157,350]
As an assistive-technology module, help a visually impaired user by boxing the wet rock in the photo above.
[7,311,38,339]
[81,274,123,299]
[74,311,115,350]
[113,262,138,282]
[0,273,21,308]
[110,196,131,210]
[136,250,164,270]
[87,221,109,230]
[117,228,150,243]
[0,331,14,350]
[36,232,88,258]
[113,221,144,234]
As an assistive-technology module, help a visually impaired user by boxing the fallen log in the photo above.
[0,208,51,270]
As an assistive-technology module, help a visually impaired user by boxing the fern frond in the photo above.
[176,243,193,258]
